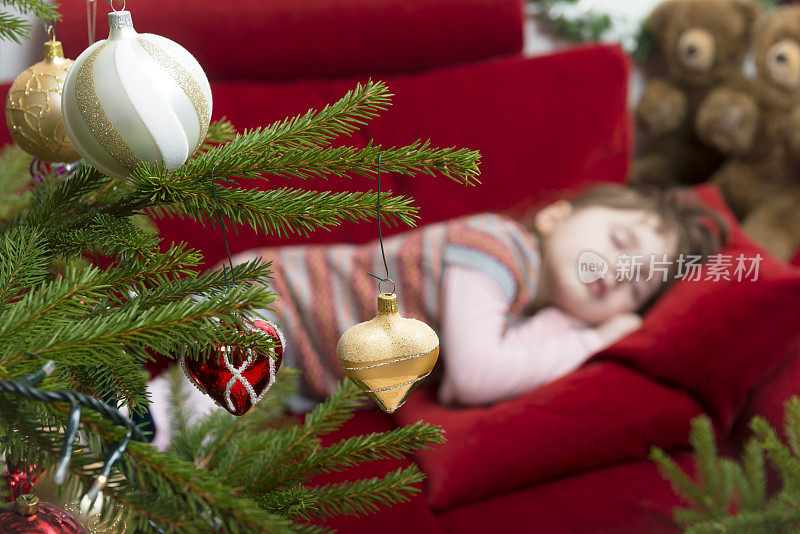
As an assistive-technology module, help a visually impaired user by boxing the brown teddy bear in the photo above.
[695,5,800,261]
[630,0,761,187]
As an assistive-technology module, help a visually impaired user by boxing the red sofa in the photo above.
[4,1,800,532]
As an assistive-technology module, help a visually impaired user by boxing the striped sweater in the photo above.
[231,213,541,399]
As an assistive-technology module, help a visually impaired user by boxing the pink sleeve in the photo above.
[438,265,605,406]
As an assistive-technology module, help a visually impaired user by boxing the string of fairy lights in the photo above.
[0,358,149,501]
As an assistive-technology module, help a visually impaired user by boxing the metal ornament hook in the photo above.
[378,278,396,296]
[110,0,126,12]
[211,163,236,290]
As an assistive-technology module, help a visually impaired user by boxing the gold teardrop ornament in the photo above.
[336,292,439,412]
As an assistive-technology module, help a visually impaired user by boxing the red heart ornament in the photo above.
[2,457,41,501]
[181,320,284,416]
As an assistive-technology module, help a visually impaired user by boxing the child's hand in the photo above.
[595,313,643,347]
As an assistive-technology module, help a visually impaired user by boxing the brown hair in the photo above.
[522,183,730,310]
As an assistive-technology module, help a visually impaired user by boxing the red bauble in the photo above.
[0,495,87,534]
[3,459,41,502]
[182,320,284,416]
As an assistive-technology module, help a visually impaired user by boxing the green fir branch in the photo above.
[650,445,710,508]
[751,416,800,493]
[302,380,365,438]
[685,507,799,534]
[184,80,393,174]
[785,397,800,458]
[297,465,426,520]
[0,0,60,44]
[653,397,800,533]
[0,78,465,531]
[0,10,30,44]
[0,144,34,223]
[741,437,768,511]
[197,117,238,152]
[172,139,481,185]
[0,0,60,24]
[294,422,445,476]
[138,178,420,238]
[124,258,273,310]
[0,225,50,309]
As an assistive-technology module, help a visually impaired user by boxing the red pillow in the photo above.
[393,361,702,510]
[592,184,800,434]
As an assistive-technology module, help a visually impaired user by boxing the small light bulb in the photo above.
[85,474,107,502]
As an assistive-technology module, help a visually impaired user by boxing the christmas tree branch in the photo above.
[296,465,426,520]
[100,243,204,292]
[170,139,481,185]
[124,259,273,310]
[21,285,276,362]
[0,75,468,530]
[57,213,160,259]
[25,164,109,236]
[285,422,445,478]
[185,80,393,175]
[751,416,800,492]
[0,265,110,349]
[0,226,50,309]
[12,400,292,533]
[2,390,295,533]
[0,145,34,224]
[653,397,800,533]
[786,397,800,458]
[302,380,367,438]
[650,445,711,508]
[256,141,481,184]
[138,179,420,237]
[740,437,768,510]
[0,0,60,44]
[690,415,731,517]
[197,117,238,152]
[238,381,365,494]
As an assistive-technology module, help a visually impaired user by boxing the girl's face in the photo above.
[536,202,679,325]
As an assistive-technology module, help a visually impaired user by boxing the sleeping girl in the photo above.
[231,183,727,409]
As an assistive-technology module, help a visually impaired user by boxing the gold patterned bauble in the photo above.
[61,10,212,179]
[337,292,439,412]
[5,40,80,163]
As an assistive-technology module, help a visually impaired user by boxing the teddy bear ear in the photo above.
[646,0,679,37]
[730,0,762,27]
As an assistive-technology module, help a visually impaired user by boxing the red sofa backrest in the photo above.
[54,0,526,80]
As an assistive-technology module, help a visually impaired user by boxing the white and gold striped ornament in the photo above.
[61,10,212,179]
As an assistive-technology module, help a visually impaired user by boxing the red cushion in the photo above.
[55,0,525,80]
[728,342,800,447]
[592,185,800,434]
[392,361,702,510]
[438,452,695,534]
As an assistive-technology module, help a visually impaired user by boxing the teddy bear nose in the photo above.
[776,53,787,64]
[686,44,697,57]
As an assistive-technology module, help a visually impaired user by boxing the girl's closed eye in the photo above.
[610,226,636,250]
